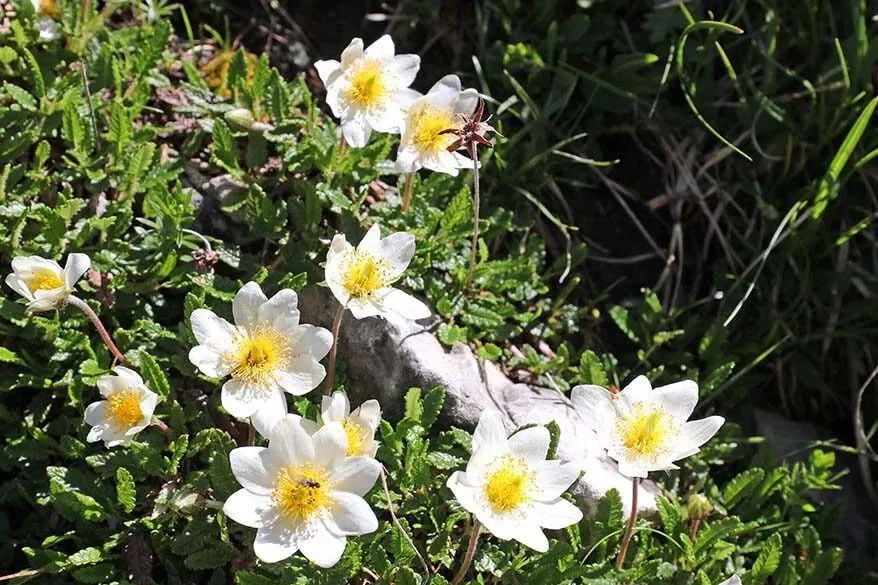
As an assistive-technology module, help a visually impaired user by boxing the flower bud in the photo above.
[687,493,713,520]
[224,108,256,131]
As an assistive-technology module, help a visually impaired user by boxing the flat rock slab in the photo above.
[298,286,658,516]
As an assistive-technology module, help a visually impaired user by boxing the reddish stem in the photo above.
[324,306,345,395]
[67,295,126,364]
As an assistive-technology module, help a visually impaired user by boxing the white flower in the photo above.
[84,366,158,447]
[446,412,583,552]
[571,375,725,479]
[188,282,333,420]
[314,35,420,148]
[395,75,479,176]
[5,253,90,312]
[719,577,741,585]
[322,391,380,458]
[30,0,60,40]
[223,415,381,567]
[325,224,430,323]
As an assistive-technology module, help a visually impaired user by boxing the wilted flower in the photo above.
[223,415,381,566]
[446,411,582,552]
[84,366,158,447]
[395,75,479,176]
[314,35,420,147]
[571,375,724,478]
[188,282,332,421]
[30,0,59,40]
[322,391,380,458]
[325,224,430,323]
[5,253,90,312]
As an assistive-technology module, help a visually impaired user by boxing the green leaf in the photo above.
[3,82,37,111]
[579,349,608,386]
[115,467,136,513]
[655,494,682,533]
[722,468,765,508]
[211,118,239,171]
[749,532,783,582]
[139,350,171,397]
[20,48,45,98]
[421,386,445,429]
[404,388,423,422]
[107,102,130,156]
[801,547,843,585]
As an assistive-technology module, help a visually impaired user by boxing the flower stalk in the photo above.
[451,515,481,585]
[152,417,176,441]
[67,294,126,364]
[324,305,345,395]
[401,171,415,212]
[466,144,480,289]
[615,477,639,570]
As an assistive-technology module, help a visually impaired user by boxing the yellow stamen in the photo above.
[483,454,534,513]
[344,59,389,108]
[106,391,143,429]
[27,268,64,291]
[39,0,57,17]
[616,402,677,460]
[343,418,369,456]
[409,103,456,155]
[342,251,389,299]
[228,326,291,385]
[273,464,331,522]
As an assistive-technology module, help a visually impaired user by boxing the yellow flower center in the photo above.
[39,0,57,17]
[272,464,331,523]
[616,402,677,460]
[27,268,64,291]
[342,251,389,299]
[410,103,456,155]
[483,454,534,513]
[343,418,369,457]
[228,326,291,385]
[344,59,389,108]
[106,391,143,429]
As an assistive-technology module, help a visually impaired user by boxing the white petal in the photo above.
[189,309,236,350]
[375,231,415,277]
[676,416,725,455]
[467,411,507,476]
[329,456,381,496]
[325,492,378,535]
[340,38,364,68]
[389,54,420,87]
[292,324,333,361]
[426,74,462,106]
[651,380,699,420]
[258,289,300,333]
[233,282,268,328]
[394,87,422,109]
[86,424,107,443]
[619,375,653,403]
[314,59,340,85]
[223,489,275,528]
[615,458,649,479]
[229,446,275,495]
[530,499,583,530]
[188,345,227,378]
[275,356,326,396]
[719,576,742,585]
[394,146,420,173]
[321,391,350,424]
[367,109,404,134]
[35,17,59,41]
[346,297,382,320]
[113,366,144,389]
[312,423,348,469]
[357,224,382,251]
[63,253,90,289]
[327,233,352,267]
[221,379,263,418]
[250,389,288,438]
[513,523,549,552]
[508,426,549,463]
[253,520,298,563]
[84,402,106,425]
[138,392,158,421]
[446,471,481,517]
[534,460,581,500]
[351,399,381,430]
[453,88,480,115]
[570,385,613,432]
[298,523,347,568]
[5,274,34,300]
[269,414,316,466]
[378,289,430,321]
[364,34,394,61]
[342,118,370,148]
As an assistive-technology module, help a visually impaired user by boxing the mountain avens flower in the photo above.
[84,366,158,447]
[6,253,90,312]
[188,282,332,420]
[395,75,479,176]
[325,224,430,323]
[571,375,725,479]
[223,415,381,567]
[30,0,60,40]
[314,35,420,147]
[322,391,380,458]
[446,411,582,552]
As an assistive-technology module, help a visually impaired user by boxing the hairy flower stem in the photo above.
[67,295,126,364]
[338,134,347,158]
[152,417,176,441]
[324,306,345,395]
[466,145,480,289]
[615,477,640,570]
[380,467,430,577]
[401,171,415,212]
[451,515,482,585]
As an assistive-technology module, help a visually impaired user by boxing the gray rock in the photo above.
[297,286,658,516]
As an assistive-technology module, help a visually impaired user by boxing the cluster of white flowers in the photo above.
[315,35,480,179]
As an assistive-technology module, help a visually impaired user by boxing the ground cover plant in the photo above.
[0,0,875,584]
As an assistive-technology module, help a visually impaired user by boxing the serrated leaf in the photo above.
[749,532,783,582]
[655,494,682,533]
[211,118,238,170]
[139,350,170,397]
[115,467,136,513]
[722,468,765,508]
[421,386,445,429]
[404,388,422,422]
[579,349,608,386]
